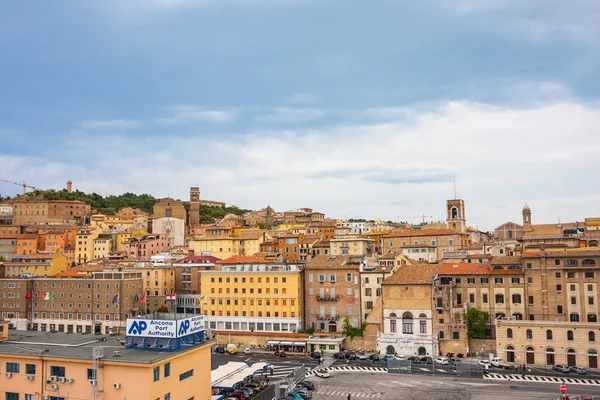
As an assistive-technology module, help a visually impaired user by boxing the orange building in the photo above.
[16,234,39,256]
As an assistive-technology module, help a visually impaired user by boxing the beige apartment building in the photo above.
[382,229,469,262]
[10,198,91,226]
[330,238,375,257]
[304,255,362,333]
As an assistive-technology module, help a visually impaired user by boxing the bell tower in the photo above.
[523,204,532,232]
[189,187,200,230]
[446,199,466,233]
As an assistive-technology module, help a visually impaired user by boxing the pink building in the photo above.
[122,234,170,260]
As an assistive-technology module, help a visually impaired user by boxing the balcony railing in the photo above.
[316,294,340,301]
[316,314,340,321]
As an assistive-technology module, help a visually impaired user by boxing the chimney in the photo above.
[66,181,72,193]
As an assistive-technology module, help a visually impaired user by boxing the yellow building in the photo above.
[330,238,375,256]
[119,263,176,313]
[75,227,99,265]
[115,232,132,252]
[201,260,304,334]
[93,235,113,259]
[4,254,68,278]
[190,231,271,259]
[0,319,212,400]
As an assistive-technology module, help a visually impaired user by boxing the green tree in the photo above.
[466,308,490,339]
[341,316,368,341]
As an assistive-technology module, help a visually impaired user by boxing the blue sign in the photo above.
[176,315,205,336]
[126,319,177,338]
[128,320,147,335]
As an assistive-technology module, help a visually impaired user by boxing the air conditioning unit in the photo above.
[66,378,74,384]
[5,372,12,378]
[42,395,49,400]
[90,379,97,386]
[45,379,53,384]
[51,384,59,390]
[58,377,66,383]
[26,375,35,380]
[50,376,58,382]
[113,383,121,389]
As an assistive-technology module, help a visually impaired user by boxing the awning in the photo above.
[292,341,306,346]
[266,340,280,345]
[280,341,294,346]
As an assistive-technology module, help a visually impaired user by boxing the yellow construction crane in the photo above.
[407,214,433,224]
[0,179,36,194]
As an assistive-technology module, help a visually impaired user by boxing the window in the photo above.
[567,330,574,341]
[179,369,194,381]
[456,293,462,305]
[87,369,97,380]
[526,329,533,339]
[452,331,460,340]
[590,331,596,342]
[546,330,553,340]
[329,274,337,283]
[6,362,20,373]
[511,277,520,284]
[558,305,563,314]
[153,366,160,382]
[480,278,489,284]
[495,294,504,304]
[570,313,580,322]
[526,262,532,269]
[469,293,475,303]
[527,277,533,284]
[318,274,325,283]
[512,294,521,304]
[50,366,65,377]
[420,320,427,334]
[494,278,503,284]
[439,331,444,339]
[585,272,595,279]
[346,273,352,282]
[467,278,475,284]
[567,272,575,279]
[482,293,488,303]
[165,394,171,400]
[455,278,461,284]
[589,314,598,322]
[555,272,561,279]
[507,328,513,339]
[390,319,396,333]
[528,296,534,305]
[556,284,562,291]
[555,259,560,266]
[5,394,19,400]
[25,364,36,375]
[164,362,170,378]
[402,312,413,334]
[589,297,595,305]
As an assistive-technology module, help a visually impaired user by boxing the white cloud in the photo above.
[255,107,328,123]
[79,119,141,130]
[3,100,600,230]
[157,105,235,124]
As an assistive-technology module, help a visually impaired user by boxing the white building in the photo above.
[377,309,438,357]
[152,216,185,247]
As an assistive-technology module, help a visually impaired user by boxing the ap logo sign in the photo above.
[128,320,148,335]
[178,320,190,335]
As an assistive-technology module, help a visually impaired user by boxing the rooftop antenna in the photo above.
[453,178,457,200]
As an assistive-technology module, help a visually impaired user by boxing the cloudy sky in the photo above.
[1,0,599,230]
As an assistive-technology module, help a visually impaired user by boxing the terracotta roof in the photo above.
[312,240,330,248]
[217,255,269,265]
[490,256,521,265]
[522,249,600,258]
[384,229,464,238]
[174,255,221,264]
[300,235,322,245]
[305,255,352,270]
[439,263,489,275]
[524,223,578,236]
[54,265,103,278]
[382,263,439,285]
[379,252,401,260]
[237,231,268,240]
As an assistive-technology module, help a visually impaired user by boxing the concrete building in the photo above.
[5,254,68,278]
[10,198,91,226]
[304,255,361,333]
[152,216,186,247]
[94,235,114,259]
[122,234,170,260]
[0,315,212,400]
[190,230,271,259]
[382,229,469,262]
[378,263,440,357]
[330,238,375,257]
[173,255,221,295]
[200,260,304,334]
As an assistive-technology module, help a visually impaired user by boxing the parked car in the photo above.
[245,382,261,391]
[288,393,306,400]
[294,389,313,399]
[570,366,589,374]
[420,357,433,364]
[333,352,346,359]
[215,345,226,354]
[315,369,330,378]
[490,357,515,369]
[394,355,407,361]
[309,352,321,359]
[345,352,357,360]
[456,353,465,358]
[383,354,394,362]
[227,393,245,400]
[449,358,461,365]
[240,386,254,395]
[368,354,380,361]
[478,359,491,367]
[446,353,455,358]
[435,357,449,365]
[243,347,252,355]
[275,351,287,358]
[552,364,571,373]
[232,389,250,399]
[357,353,367,360]
[408,356,421,363]
[298,381,315,390]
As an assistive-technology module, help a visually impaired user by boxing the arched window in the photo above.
[565,259,578,266]
[451,207,458,219]
[389,312,397,318]
[567,348,576,366]
[507,328,513,339]
[590,331,596,342]
[386,345,395,355]
[589,241,599,248]
[419,313,427,318]
[493,266,504,270]
[526,346,535,364]
[583,259,596,266]
[418,346,427,356]
[589,349,598,368]
[546,348,555,365]
[506,346,515,363]
[508,265,521,270]
[402,312,413,334]
[546,330,553,340]
[568,330,574,341]
[526,329,533,340]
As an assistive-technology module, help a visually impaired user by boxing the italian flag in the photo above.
[43,292,53,301]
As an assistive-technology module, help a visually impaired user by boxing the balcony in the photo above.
[316,294,339,301]
[316,314,340,321]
